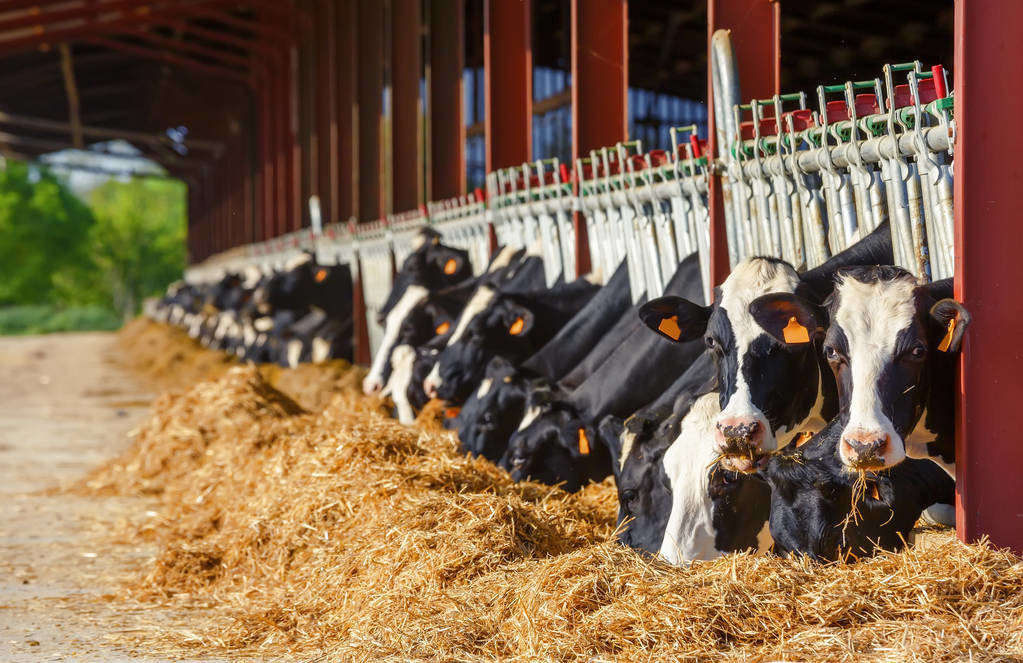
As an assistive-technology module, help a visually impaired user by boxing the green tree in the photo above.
[0,161,96,305]
[86,177,187,320]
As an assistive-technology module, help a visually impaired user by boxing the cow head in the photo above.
[639,258,827,473]
[363,232,470,396]
[499,387,607,492]
[423,288,537,402]
[601,411,676,555]
[751,266,970,472]
[763,420,954,561]
[456,357,530,462]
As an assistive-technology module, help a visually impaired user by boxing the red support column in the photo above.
[571,0,627,277]
[428,0,466,200]
[317,0,337,225]
[357,0,385,221]
[391,0,423,213]
[953,0,1023,554]
[484,0,532,172]
[706,0,779,286]
[338,0,357,221]
[290,42,303,230]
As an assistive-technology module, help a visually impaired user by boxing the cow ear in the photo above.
[504,305,534,337]
[432,249,463,276]
[930,299,971,353]
[749,293,825,346]
[638,296,709,343]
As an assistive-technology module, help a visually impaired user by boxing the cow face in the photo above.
[499,390,604,492]
[456,357,530,462]
[602,412,675,555]
[640,258,824,473]
[424,288,536,402]
[752,267,970,472]
[763,421,953,561]
[364,234,470,396]
[378,231,471,323]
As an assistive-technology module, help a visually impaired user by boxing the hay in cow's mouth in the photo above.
[77,320,1023,661]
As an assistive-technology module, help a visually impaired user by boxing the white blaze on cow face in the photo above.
[311,337,331,364]
[253,316,275,332]
[384,344,418,424]
[242,265,262,289]
[833,275,916,470]
[364,285,429,396]
[517,405,543,432]
[487,245,517,272]
[476,377,494,399]
[423,286,496,398]
[658,393,722,565]
[286,339,304,368]
[619,426,639,472]
[714,259,801,455]
[284,252,313,271]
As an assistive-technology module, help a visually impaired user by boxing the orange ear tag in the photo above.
[658,315,682,341]
[938,316,957,353]
[867,482,881,501]
[578,428,591,455]
[445,407,461,419]
[444,258,458,275]
[435,321,451,335]
[794,431,813,448]
[509,317,525,335]
[782,316,810,344]
[315,268,328,283]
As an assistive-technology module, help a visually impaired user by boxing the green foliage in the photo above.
[0,305,121,335]
[0,162,96,306]
[86,177,187,319]
[0,160,187,334]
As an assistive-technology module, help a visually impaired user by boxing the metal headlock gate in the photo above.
[183,37,956,358]
[712,31,955,282]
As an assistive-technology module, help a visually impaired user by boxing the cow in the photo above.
[362,229,475,396]
[454,263,633,458]
[749,268,969,476]
[498,253,707,491]
[763,416,955,561]
[422,274,602,403]
[636,221,893,473]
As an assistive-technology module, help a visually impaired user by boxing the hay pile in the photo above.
[91,322,1023,661]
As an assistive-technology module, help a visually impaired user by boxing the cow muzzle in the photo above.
[362,375,384,396]
[713,416,769,473]
[840,430,891,470]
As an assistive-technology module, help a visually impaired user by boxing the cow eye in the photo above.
[621,489,638,506]
[910,343,926,359]
[825,345,841,362]
[704,336,718,352]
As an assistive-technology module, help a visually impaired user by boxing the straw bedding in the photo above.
[85,321,1023,661]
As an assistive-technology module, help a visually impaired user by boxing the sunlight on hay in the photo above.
[87,322,1023,661]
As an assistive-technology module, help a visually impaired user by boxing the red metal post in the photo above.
[428,0,466,200]
[391,0,422,213]
[953,0,1023,554]
[484,0,532,172]
[706,0,779,286]
[289,42,303,230]
[317,0,338,225]
[571,0,627,277]
[357,0,385,221]
[338,0,357,221]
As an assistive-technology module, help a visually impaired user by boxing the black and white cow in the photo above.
[750,268,969,476]
[637,222,893,473]
[499,253,707,491]
[454,263,633,458]
[423,274,602,403]
[362,229,475,396]
[763,415,955,561]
